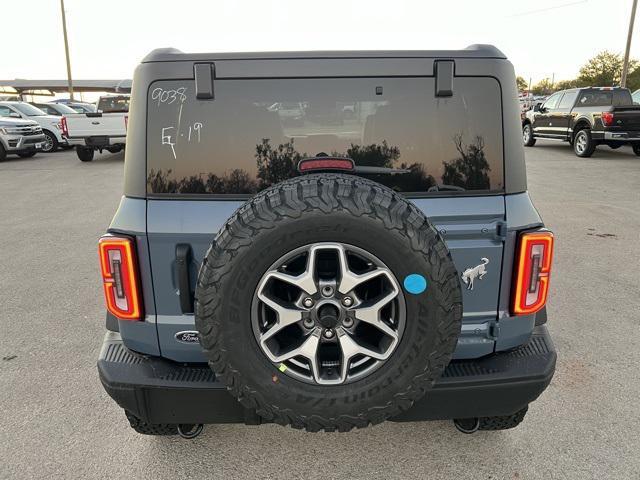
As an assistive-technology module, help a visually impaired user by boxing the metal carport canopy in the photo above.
[0,79,132,94]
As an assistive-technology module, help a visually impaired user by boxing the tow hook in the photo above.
[177,424,204,439]
[453,418,480,434]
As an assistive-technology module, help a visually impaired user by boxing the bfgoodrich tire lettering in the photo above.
[195,174,462,432]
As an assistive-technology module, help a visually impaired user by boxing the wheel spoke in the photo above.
[337,329,390,382]
[330,244,394,294]
[271,331,321,380]
[261,270,317,296]
[257,291,303,342]
[353,289,400,340]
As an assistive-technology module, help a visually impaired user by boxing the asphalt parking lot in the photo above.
[1,141,639,480]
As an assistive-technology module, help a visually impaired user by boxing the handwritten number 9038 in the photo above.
[151,87,187,106]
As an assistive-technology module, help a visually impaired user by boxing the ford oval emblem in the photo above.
[175,331,200,344]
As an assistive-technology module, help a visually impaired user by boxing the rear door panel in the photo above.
[147,196,504,362]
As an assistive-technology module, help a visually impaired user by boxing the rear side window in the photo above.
[146,76,504,196]
[578,91,613,107]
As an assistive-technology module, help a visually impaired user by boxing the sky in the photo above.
[1,0,638,93]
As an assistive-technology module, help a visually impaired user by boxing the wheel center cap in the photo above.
[317,303,340,329]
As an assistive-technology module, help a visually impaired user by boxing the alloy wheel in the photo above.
[251,242,406,385]
[42,133,54,152]
[575,131,587,154]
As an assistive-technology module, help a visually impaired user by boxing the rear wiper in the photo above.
[427,184,466,192]
[354,166,410,175]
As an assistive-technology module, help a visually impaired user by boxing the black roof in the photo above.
[142,44,506,63]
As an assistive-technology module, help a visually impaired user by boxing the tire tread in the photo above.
[195,173,462,432]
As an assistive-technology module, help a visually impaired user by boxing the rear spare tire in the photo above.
[195,174,462,431]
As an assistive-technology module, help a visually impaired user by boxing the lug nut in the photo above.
[302,297,314,308]
[303,318,315,329]
[323,329,335,339]
[341,296,353,307]
[342,317,354,328]
[321,286,334,297]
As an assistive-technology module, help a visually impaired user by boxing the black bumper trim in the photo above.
[98,326,556,425]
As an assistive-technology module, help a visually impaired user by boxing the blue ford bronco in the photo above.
[97,45,556,437]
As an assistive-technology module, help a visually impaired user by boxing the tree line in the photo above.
[517,51,640,96]
[147,136,491,195]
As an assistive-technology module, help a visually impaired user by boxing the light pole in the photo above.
[60,0,74,100]
[621,0,638,87]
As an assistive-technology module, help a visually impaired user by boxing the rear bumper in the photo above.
[98,325,556,425]
[67,136,126,147]
[595,130,640,142]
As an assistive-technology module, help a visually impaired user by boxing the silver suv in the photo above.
[0,118,46,161]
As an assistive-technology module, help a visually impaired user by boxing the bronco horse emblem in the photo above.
[461,258,489,290]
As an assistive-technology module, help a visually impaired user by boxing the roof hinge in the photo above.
[435,60,454,97]
[194,63,215,100]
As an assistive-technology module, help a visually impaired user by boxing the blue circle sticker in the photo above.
[403,274,428,295]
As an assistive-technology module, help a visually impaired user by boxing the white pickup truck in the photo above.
[61,94,129,162]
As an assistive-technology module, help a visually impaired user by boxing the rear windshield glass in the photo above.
[98,96,130,113]
[613,89,633,106]
[146,77,504,196]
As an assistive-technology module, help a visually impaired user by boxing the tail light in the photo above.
[601,112,614,126]
[511,231,554,315]
[60,116,68,137]
[98,235,142,320]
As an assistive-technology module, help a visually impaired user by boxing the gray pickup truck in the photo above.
[0,117,46,161]
[97,45,556,438]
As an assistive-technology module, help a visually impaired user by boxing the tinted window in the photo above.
[34,104,57,115]
[146,77,504,195]
[13,103,46,116]
[557,91,578,109]
[578,91,613,107]
[97,96,129,113]
[542,93,562,110]
[613,89,632,106]
[48,103,76,114]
